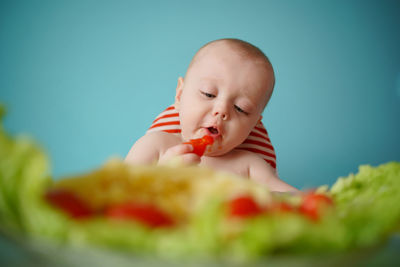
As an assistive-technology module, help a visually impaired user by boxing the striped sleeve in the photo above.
[236,122,277,170]
[147,106,181,134]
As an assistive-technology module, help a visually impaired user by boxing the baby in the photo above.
[125,38,299,193]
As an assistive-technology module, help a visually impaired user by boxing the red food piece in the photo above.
[299,192,334,221]
[184,135,214,156]
[106,202,174,228]
[228,195,264,218]
[44,189,93,219]
[268,201,295,213]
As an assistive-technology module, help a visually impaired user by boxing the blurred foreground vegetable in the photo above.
[0,104,399,263]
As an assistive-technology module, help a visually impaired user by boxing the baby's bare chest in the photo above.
[199,150,251,178]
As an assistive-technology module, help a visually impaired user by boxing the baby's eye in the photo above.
[234,105,249,115]
[201,91,215,98]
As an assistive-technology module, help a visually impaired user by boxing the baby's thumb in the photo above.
[181,153,201,165]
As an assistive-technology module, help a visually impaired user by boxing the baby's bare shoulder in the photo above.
[141,131,182,150]
[230,148,274,174]
[145,131,181,142]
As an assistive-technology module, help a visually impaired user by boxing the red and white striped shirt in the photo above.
[147,105,277,171]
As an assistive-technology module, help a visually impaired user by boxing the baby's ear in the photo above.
[174,77,184,110]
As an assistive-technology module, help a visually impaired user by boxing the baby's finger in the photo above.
[181,153,201,165]
[159,144,194,164]
[165,143,193,156]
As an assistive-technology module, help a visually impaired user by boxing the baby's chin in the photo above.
[204,143,230,157]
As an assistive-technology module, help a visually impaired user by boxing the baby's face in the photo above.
[175,43,273,156]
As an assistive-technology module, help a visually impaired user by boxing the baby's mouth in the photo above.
[207,126,220,137]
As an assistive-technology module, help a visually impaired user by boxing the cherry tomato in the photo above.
[228,195,264,218]
[44,189,93,219]
[299,192,334,221]
[106,202,174,228]
[184,135,214,156]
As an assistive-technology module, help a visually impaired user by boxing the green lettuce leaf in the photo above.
[0,105,68,241]
[330,162,400,247]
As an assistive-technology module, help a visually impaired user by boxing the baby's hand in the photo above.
[159,143,201,165]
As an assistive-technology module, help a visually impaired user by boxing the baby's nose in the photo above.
[213,107,228,120]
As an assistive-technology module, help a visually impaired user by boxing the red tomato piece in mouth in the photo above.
[184,135,214,156]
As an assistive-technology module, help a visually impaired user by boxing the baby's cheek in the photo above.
[181,112,203,135]
[234,120,252,135]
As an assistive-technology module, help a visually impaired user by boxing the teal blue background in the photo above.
[1,0,399,189]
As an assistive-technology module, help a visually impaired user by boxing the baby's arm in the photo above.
[124,132,164,165]
[248,155,300,193]
[125,132,201,165]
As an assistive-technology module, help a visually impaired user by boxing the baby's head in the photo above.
[175,39,275,156]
